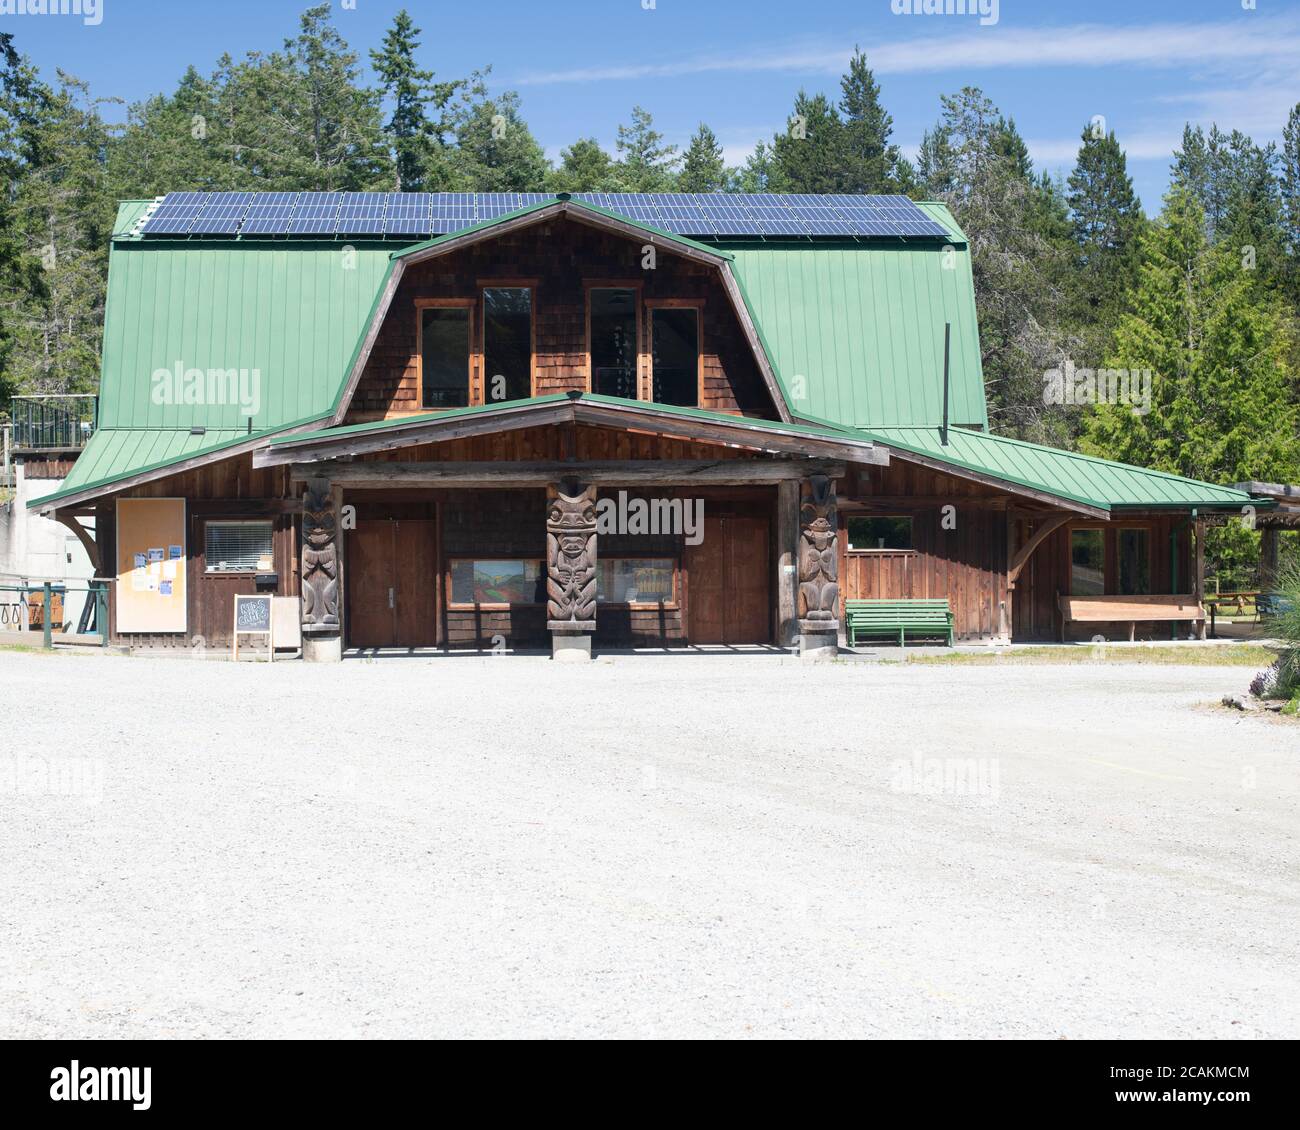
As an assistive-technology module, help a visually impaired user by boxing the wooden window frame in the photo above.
[645,298,704,408]
[444,555,545,611]
[414,298,476,412]
[1065,521,1157,595]
[597,554,681,610]
[479,279,539,404]
[584,280,645,398]
[203,518,275,575]
[844,514,917,555]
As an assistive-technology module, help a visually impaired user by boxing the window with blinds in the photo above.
[205,521,274,573]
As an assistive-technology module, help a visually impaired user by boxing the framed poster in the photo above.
[116,498,187,634]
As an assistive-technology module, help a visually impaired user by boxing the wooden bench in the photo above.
[1056,594,1206,642]
[846,599,954,648]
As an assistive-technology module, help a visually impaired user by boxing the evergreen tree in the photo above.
[728,140,773,193]
[370,10,459,192]
[1083,187,1300,486]
[1282,104,1300,300]
[769,91,844,193]
[449,80,549,190]
[1066,125,1144,330]
[678,123,725,193]
[240,3,392,190]
[614,106,679,191]
[838,48,902,193]
[546,137,622,193]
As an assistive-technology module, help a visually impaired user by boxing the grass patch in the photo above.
[907,644,1276,667]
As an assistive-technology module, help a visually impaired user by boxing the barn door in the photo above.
[347,519,438,648]
[687,514,771,645]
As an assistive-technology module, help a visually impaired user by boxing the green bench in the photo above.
[845,599,955,648]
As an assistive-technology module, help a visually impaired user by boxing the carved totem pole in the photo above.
[546,481,598,632]
[301,478,339,630]
[798,475,839,633]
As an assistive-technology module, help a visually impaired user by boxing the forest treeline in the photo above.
[2,4,1298,573]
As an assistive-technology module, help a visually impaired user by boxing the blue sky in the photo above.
[6,0,1300,210]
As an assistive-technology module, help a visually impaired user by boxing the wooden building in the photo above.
[32,192,1276,659]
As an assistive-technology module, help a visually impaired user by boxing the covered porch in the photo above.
[253,393,888,661]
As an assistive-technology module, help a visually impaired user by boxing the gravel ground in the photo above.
[2,649,1298,1040]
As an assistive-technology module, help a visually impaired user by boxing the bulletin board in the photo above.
[116,498,187,633]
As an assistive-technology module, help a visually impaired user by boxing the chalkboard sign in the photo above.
[232,594,274,662]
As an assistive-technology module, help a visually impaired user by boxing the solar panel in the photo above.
[141,189,952,240]
[240,192,301,235]
[142,192,208,235]
[289,192,343,234]
[191,191,255,235]
[335,192,388,234]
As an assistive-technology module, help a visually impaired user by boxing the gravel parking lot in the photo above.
[2,649,1297,1039]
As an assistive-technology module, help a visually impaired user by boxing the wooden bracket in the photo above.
[1008,512,1071,588]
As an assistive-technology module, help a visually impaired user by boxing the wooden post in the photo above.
[777,480,799,647]
[301,477,341,662]
[798,475,840,659]
[1194,517,1207,640]
[1260,527,1280,589]
[546,480,597,662]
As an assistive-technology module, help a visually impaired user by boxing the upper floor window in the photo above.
[651,306,700,408]
[419,302,471,410]
[589,287,639,399]
[483,287,533,404]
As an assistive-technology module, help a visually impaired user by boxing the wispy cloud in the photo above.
[514,17,1300,86]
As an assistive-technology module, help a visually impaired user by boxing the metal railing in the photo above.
[8,395,97,451]
[0,579,110,648]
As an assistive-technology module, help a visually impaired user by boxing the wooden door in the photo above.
[687,515,771,645]
[348,519,439,648]
[392,519,437,646]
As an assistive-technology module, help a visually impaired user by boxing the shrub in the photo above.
[1264,559,1300,697]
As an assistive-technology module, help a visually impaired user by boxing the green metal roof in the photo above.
[864,426,1260,512]
[99,220,393,431]
[270,391,871,447]
[726,208,988,432]
[33,427,259,509]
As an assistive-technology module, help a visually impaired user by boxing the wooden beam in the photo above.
[55,513,99,574]
[290,458,847,487]
[777,479,799,647]
[1008,512,1071,588]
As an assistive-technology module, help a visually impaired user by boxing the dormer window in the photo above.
[417,300,473,410]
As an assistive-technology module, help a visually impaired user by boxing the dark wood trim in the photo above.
[288,458,848,487]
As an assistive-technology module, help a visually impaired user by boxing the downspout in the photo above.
[940,322,951,446]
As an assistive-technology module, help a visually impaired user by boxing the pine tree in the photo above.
[1066,125,1144,330]
[614,106,679,191]
[768,91,843,193]
[546,137,622,193]
[239,3,392,190]
[678,123,725,193]
[1282,104,1300,301]
[728,141,773,193]
[838,48,902,193]
[370,10,459,192]
[449,79,549,191]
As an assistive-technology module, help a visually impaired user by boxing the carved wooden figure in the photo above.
[301,478,339,629]
[798,474,839,628]
[546,481,598,630]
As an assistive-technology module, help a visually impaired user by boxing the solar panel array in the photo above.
[137,191,950,240]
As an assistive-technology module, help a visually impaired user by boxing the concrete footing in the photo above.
[303,632,342,663]
[798,624,839,661]
[551,632,593,663]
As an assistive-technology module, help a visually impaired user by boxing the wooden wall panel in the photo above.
[346,218,774,422]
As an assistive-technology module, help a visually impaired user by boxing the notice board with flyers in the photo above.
[115,498,187,633]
